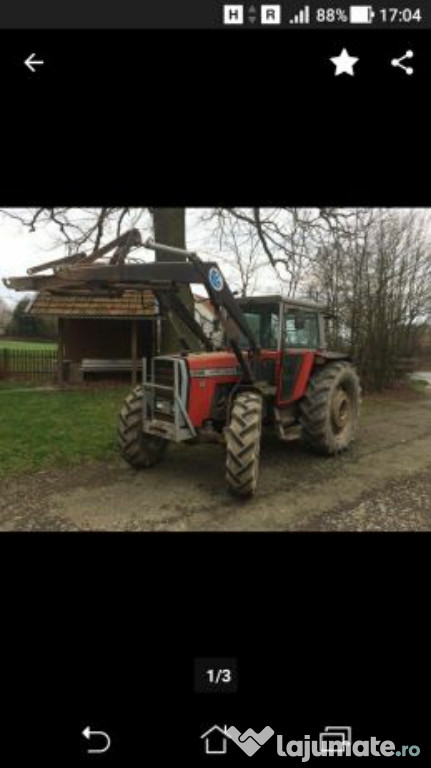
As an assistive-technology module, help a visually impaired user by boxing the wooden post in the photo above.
[58,317,65,386]
[131,319,138,387]
[1,348,9,379]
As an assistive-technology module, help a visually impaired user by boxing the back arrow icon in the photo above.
[82,726,111,754]
[24,53,44,73]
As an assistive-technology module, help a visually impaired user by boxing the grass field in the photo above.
[0,379,427,478]
[0,387,128,475]
[0,339,57,351]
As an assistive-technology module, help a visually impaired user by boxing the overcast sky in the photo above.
[0,208,281,306]
[0,217,57,304]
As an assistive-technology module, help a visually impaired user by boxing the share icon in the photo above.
[391,50,414,75]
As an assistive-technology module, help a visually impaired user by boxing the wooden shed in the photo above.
[28,289,157,384]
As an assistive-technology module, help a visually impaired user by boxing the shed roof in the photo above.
[28,290,156,318]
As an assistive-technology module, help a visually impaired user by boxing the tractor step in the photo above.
[274,407,300,442]
[278,425,301,442]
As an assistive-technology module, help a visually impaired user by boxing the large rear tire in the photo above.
[300,362,361,455]
[117,385,167,468]
[226,391,263,498]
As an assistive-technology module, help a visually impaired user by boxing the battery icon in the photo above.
[349,5,375,23]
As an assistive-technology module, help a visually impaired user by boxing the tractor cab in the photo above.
[236,296,328,352]
[234,296,332,404]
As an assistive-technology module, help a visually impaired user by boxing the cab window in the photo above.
[284,310,319,348]
[237,303,280,349]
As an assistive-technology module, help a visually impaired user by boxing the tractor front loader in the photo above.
[4,234,361,498]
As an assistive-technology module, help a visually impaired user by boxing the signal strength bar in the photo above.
[289,5,310,24]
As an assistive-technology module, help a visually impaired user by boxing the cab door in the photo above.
[277,308,319,405]
[280,350,306,402]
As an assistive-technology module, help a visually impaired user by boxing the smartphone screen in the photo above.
[0,2,428,765]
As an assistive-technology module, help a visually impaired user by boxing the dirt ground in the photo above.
[1,390,431,531]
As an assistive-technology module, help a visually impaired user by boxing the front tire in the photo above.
[300,362,361,454]
[226,391,263,498]
[117,385,167,468]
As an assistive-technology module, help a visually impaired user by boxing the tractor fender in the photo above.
[314,351,352,365]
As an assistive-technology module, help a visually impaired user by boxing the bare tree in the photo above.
[0,207,150,252]
[204,207,431,388]
[203,207,361,296]
[3,206,431,389]
[311,208,431,388]
[0,207,199,353]
[202,209,266,296]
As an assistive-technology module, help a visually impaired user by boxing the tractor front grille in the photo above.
[142,356,194,442]
[154,358,175,388]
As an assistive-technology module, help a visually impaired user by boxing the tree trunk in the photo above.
[153,208,186,260]
[153,208,200,354]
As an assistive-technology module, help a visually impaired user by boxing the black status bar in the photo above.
[0,0,430,29]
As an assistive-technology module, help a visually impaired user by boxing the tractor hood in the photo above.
[184,351,241,378]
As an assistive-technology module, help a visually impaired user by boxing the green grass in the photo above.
[409,378,429,394]
[0,387,129,476]
[0,381,42,391]
[0,339,57,351]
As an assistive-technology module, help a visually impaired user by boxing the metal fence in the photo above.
[0,348,58,382]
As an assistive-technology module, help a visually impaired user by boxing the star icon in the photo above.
[330,48,359,76]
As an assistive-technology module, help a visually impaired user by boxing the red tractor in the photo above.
[4,235,361,498]
[114,240,361,497]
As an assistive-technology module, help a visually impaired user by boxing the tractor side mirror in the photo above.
[294,317,305,330]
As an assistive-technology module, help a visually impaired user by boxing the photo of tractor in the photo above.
[5,232,360,498]
[4,208,431,530]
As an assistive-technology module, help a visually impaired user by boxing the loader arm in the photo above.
[3,237,259,381]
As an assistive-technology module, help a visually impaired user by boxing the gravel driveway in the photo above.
[1,390,431,531]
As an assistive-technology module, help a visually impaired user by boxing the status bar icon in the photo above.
[349,6,375,24]
[289,5,310,24]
